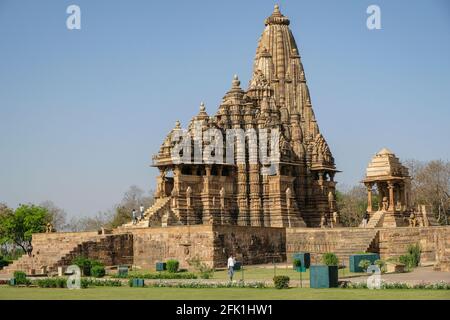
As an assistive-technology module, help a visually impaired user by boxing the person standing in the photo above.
[362,211,369,228]
[227,254,236,281]
[139,204,145,220]
[132,209,137,225]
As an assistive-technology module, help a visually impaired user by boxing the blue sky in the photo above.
[0,0,449,218]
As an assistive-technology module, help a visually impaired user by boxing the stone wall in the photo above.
[130,225,215,270]
[285,226,450,268]
[376,226,450,264]
[212,225,286,267]
[285,228,379,265]
[129,225,286,269]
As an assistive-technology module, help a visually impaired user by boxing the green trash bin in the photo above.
[118,265,129,277]
[349,253,380,273]
[9,278,16,286]
[131,278,144,287]
[292,253,311,269]
[155,262,166,272]
[310,265,338,288]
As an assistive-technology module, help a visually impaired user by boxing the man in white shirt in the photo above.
[227,254,236,281]
[139,204,145,220]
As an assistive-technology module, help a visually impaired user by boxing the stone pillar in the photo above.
[388,181,395,212]
[366,183,373,212]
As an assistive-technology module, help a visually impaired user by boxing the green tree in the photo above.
[0,204,50,255]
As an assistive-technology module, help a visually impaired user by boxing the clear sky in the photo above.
[0,0,449,218]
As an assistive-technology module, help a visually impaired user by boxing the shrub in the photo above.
[0,256,9,269]
[166,259,179,273]
[188,257,214,279]
[358,259,371,272]
[407,244,421,267]
[273,276,290,289]
[34,278,67,288]
[113,272,198,280]
[148,281,266,289]
[322,253,339,266]
[91,265,106,278]
[374,259,386,273]
[82,279,122,287]
[293,259,302,268]
[72,256,104,276]
[13,271,30,286]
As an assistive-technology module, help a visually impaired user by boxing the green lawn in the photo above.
[1,286,449,300]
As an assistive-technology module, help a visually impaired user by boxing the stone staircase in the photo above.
[366,211,385,228]
[0,232,133,276]
[332,229,379,264]
[0,232,99,276]
[118,197,172,229]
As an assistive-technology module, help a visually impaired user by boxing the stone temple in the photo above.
[133,4,338,229]
[1,6,449,276]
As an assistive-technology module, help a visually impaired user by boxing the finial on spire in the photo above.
[175,120,181,129]
[200,102,206,112]
[232,74,241,88]
[265,4,289,26]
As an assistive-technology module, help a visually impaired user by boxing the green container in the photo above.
[118,265,128,277]
[233,262,242,271]
[131,278,144,287]
[292,252,311,269]
[9,278,16,286]
[155,262,166,272]
[295,266,307,273]
[310,265,338,288]
[349,253,380,273]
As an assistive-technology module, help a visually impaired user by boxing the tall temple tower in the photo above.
[150,5,338,228]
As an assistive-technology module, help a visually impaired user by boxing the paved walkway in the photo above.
[342,266,450,284]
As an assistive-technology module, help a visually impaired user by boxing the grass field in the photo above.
[1,286,449,300]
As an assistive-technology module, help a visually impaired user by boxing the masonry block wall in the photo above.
[130,226,215,269]
[212,225,286,267]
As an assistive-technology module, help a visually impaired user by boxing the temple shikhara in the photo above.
[1,6,449,277]
[144,5,338,228]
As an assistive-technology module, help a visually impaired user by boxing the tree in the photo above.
[404,159,450,225]
[65,211,112,232]
[108,186,155,228]
[39,200,67,231]
[336,186,379,227]
[0,204,50,255]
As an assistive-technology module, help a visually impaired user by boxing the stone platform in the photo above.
[1,225,449,276]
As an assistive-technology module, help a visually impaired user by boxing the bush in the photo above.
[91,265,106,278]
[72,256,104,276]
[113,272,198,280]
[187,257,214,279]
[34,278,67,288]
[166,259,179,273]
[82,279,122,287]
[273,276,290,289]
[358,259,371,272]
[13,271,30,286]
[293,259,302,268]
[322,253,339,266]
[407,244,421,267]
[0,256,9,269]
[374,259,386,273]
[148,281,266,289]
